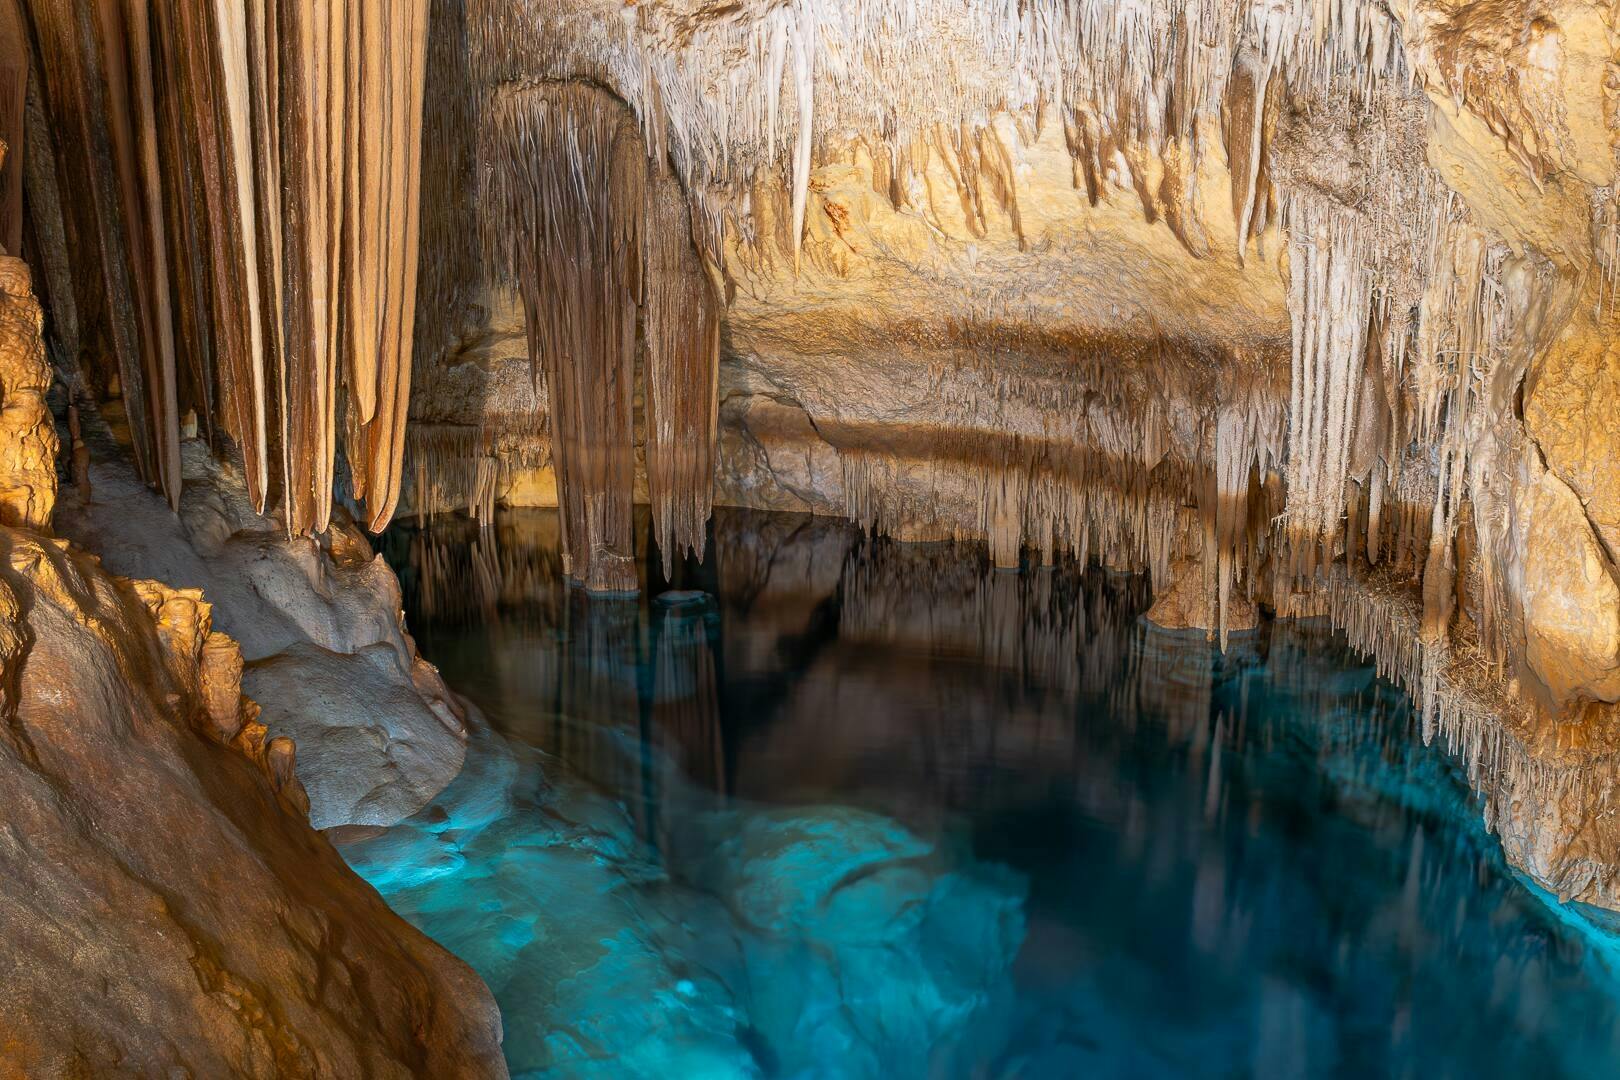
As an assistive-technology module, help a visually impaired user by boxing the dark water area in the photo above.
[349,507,1620,1079]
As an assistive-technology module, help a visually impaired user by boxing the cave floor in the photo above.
[338,508,1620,1079]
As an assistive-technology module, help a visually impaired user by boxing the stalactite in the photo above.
[16,0,427,535]
[25,0,156,482]
[485,84,644,592]
[276,0,345,534]
[644,169,721,578]
[212,0,269,505]
[0,0,25,255]
[787,1,815,271]
[343,0,430,532]
[481,81,722,591]
[1595,185,1620,320]
[96,0,182,507]
[18,61,81,371]
[1222,45,1273,264]
[1282,195,1370,568]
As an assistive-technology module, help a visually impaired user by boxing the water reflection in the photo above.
[368,508,1620,1079]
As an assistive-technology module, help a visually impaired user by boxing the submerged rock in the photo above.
[342,734,1026,1080]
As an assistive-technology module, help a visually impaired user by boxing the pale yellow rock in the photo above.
[0,256,57,531]
[1515,452,1620,705]
[1526,295,1620,557]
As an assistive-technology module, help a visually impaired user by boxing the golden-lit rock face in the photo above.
[1516,454,1620,706]
[0,118,503,1076]
[0,256,56,530]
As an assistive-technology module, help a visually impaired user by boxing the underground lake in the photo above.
[336,508,1620,1079]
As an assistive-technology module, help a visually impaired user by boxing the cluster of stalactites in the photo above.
[1281,195,1373,566]
[484,82,721,591]
[17,0,428,535]
[644,169,722,578]
[469,0,1408,273]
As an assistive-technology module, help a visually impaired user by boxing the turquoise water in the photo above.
[348,509,1620,1079]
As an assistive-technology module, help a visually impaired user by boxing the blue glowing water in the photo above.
[348,509,1620,1079]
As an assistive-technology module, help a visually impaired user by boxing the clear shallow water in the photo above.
[349,508,1620,1079]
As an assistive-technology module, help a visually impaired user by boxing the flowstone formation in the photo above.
[396,2,1620,908]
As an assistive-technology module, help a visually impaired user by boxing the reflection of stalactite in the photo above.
[18,0,428,533]
[403,418,552,521]
[840,441,1191,593]
[840,537,1153,703]
[484,83,719,591]
[398,511,565,622]
[650,604,725,806]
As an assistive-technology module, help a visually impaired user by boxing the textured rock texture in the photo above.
[55,436,468,828]
[0,238,505,1074]
[244,641,467,829]
[0,528,505,1077]
[0,256,55,529]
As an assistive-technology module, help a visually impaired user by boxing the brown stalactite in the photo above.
[0,0,26,256]
[347,0,430,533]
[644,169,721,579]
[488,85,644,593]
[277,0,335,535]
[25,0,155,483]
[96,0,181,507]
[167,0,265,513]
[485,83,722,592]
[16,0,428,536]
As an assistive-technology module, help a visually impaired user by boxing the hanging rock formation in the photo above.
[482,81,720,590]
[16,0,429,534]
[0,215,507,1071]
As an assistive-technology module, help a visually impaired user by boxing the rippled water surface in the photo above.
[348,508,1620,1079]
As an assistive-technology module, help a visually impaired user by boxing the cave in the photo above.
[1,0,1619,1075]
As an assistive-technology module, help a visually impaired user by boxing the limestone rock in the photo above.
[1146,553,1260,640]
[244,642,468,830]
[1525,298,1620,559]
[0,528,505,1076]
[1514,454,1620,706]
[56,437,468,827]
[0,256,56,530]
